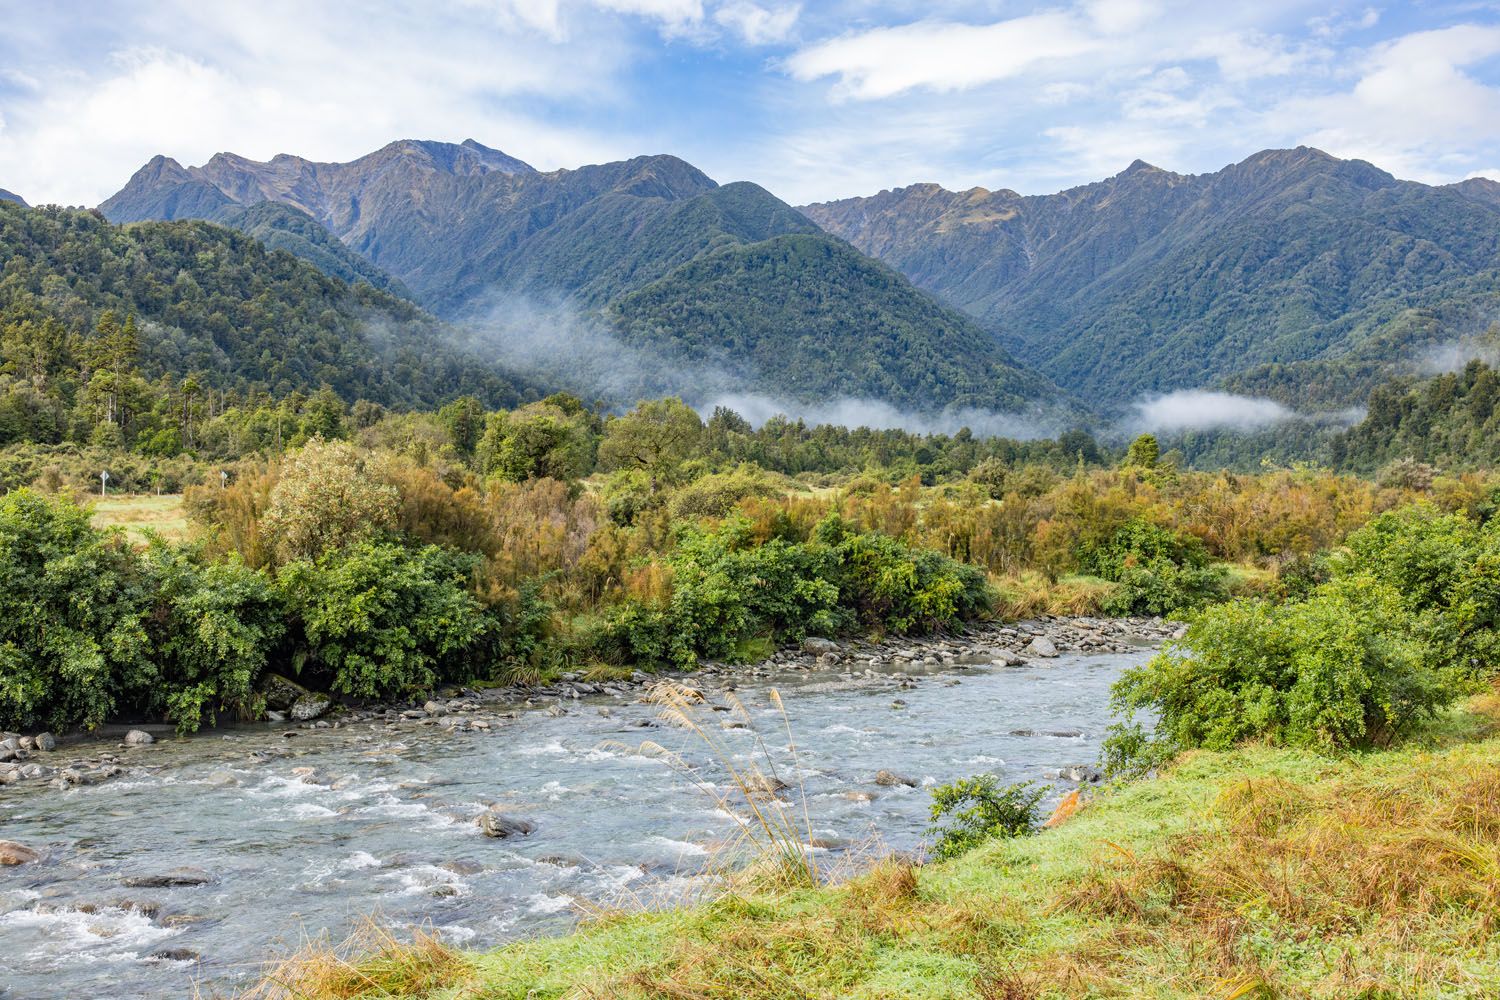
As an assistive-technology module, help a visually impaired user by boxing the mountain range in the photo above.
[0,189,25,207]
[101,140,1051,415]
[802,148,1500,408]
[96,140,1500,420]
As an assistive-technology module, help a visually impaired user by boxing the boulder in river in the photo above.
[122,867,216,888]
[290,693,332,721]
[259,673,311,712]
[35,732,56,752]
[742,772,790,798]
[0,840,40,866]
[123,730,154,746]
[477,809,536,839]
[1060,764,1104,784]
[801,637,839,656]
[874,769,918,788]
[1025,636,1059,658]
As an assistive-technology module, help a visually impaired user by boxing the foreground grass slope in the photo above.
[253,694,1500,1000]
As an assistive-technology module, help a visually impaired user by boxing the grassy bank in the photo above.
[90,491,190,543]
[250,692,1500,1000]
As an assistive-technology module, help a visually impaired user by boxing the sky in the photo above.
[2,0,1499,208]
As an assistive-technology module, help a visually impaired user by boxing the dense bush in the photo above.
[1336,506,1500,676]
[822,515,993,633]
[143,545,286,732]
[276,541,494,700]
[0,489,152,731]
[1076,518,1229,615]
[1103,575,1460,777]
[601,514,992,668]
[927,775,1044,860]
[262,438,399,563]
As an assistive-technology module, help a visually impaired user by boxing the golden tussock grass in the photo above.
[234,921,469,1000]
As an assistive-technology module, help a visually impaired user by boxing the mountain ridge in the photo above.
[100,140,1062,415]
[802,147,1500,406]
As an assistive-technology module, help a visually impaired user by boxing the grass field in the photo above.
[249,688,1500,999]
[89,493,190,544]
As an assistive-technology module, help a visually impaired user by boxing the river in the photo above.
[0,641,1154,999]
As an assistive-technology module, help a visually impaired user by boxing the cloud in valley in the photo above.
[1128,390,1296,434]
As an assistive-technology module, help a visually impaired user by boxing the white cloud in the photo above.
[714,1,799,45]
[595,0,704,29]
[0,0,636,205]
[1129,390,1295,433]
[1279,24,1500,181]
[784,11,1103,99]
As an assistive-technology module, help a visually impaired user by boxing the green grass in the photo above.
[247,691,1500,999]
[90,493,190,544]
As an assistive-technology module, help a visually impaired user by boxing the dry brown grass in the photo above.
[235,922,469,1000]
[1049,757,1500,996]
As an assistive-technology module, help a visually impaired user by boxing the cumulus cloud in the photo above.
[1278,25,1500,182]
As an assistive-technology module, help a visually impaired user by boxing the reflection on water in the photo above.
[0,648,1150,998]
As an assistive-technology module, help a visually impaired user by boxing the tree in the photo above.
[438,395,485,455]
[1123,433,1159,470]
[596,398,703,490]
[261,437,399,563]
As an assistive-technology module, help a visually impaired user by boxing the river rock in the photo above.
[35,732,56,752]
[801,637,839,656]
[0,840,40,865]
[148,948,201,963]
[122,867,216,888]
[259,673,313,712]
[477,809,536,839]
[874,769,918,788]
[1060,764,1104,784]
[1025,636,1059,658]
[290,693,332,721]
[742,773,790,798]
[123,730,154,746]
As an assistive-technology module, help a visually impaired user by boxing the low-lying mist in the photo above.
[453,292,1066,439]
[1123,389,1363,437]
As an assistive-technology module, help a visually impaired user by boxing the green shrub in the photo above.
[602,514,992,668]
[277,541,493,700]
[927,775,1044,861]
[0,489,153,731]
[1104,575,1461,777]
[820,514,994,633]
[1077,518,1228,615]
[1335,505,1500,676]
[668,467,782,520]
[142,545,285,733]
[609,517,848,667]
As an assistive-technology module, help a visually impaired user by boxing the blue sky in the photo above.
[2,0,1498,207]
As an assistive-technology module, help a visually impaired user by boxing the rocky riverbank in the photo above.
[0,615,1178,801]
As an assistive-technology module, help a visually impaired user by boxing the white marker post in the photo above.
[100,471,110,497]
[220,470,229,489]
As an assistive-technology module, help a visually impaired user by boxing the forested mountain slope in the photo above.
[101,140,1063,413]
[803,148,1500,407]
[0,202,538,412]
